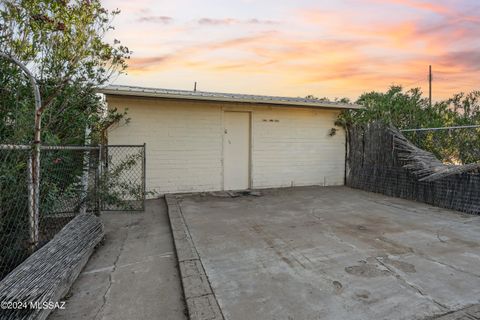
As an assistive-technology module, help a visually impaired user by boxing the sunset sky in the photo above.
[102,0,479,101]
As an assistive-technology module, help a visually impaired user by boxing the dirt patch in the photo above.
[354,289,371,301]
[332,281,343,294]
[251,224,307,270]
[374,237,414,255]
[378,256,416,273]
[331,215,416,256]
[345,262,390,278]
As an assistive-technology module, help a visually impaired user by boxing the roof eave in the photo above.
[98,88,363,110]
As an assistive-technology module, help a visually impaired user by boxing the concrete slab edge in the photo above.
[165,194,225,320]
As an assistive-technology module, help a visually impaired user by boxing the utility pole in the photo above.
[429,65,432,107]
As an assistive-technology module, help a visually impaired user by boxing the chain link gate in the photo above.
[100,144,146,211]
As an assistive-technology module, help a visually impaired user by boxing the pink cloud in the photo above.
[120,0,478,100]
[197,18,278,25]
[137,16,173,24]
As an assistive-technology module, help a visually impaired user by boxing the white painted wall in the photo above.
[107,96,345,195]
[107,96,223,194]
[251,107,345,188]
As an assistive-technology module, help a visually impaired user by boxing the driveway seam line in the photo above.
[375,257,449,311]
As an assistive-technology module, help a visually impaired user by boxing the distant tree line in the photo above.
[335,86,480,130]
[319,86,480,164]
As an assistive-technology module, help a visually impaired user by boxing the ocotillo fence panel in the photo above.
[346,122,480,214]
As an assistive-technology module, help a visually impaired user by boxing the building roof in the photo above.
[99,85,362,110]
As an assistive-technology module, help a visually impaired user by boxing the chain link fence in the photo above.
[0,147,30,281]
[0,144,145,281]
[100,145,146,211]
[39,147,100,242]
[402,125,480,165]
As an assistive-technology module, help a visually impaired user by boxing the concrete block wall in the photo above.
[107,96,345,195]
[251,107,345,188]
[107,96,223,194]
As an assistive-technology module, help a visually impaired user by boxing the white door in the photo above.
[223,112,250,190]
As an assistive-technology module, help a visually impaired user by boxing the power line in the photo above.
[403,77,425,87]
[435,77,477,86]
[402,124,480,132]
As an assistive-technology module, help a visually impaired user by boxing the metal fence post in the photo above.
[27,153,38,251]
[79,127,91,215]
[79,152,90,215]
[143,143,146,211]
[97,145,103,213]
[31,144,40,250]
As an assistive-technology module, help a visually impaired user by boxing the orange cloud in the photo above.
[128,31,278,72]
[368,0,450,14]
[121,0,478,100]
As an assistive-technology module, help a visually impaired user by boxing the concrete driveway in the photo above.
[171,186,480,320]
[50,199,186,320]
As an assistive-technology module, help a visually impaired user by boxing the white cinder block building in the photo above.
[100,85,361,194]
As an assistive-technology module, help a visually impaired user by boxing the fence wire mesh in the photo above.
[0,144,145,281]
[347,122,480,215]
[0,146,100,280]
[100,145,146,211]
[39,148,100,241]
[402,126,480,165]
[0,148,30,280]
